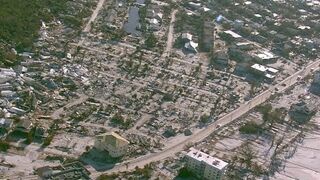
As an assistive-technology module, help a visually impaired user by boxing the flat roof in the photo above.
[267,67,279,73]
[186,148,228,170]
[236,42,252,46]
[265,74,275,79]
[255,50,276,60]
[181,33,193,40]
[251,64,279,74]
[251,64,267,72]
[224,30,242,38]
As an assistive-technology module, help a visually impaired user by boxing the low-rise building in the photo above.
[185,148,228,180]
[188,2,202,10]
[94,132,129,158]
[184,41,198,53]
[251,64,278,80]
[148,18,161,31]
[235,42,254,51]
[15,119,33,133]
[254,50,278,63]
[0,118,13,131]
[181,33,193,42]
[223,30,242,39]
[36,161,90,180]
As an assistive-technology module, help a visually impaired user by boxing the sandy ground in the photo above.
[272,113,320,180]
[49,133,94,157]
[0,145,59,178]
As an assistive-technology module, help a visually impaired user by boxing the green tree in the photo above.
[42,133,55,147]
[239,121,262,134]
[200,114,210,124]
[26,126,37,144]
[145,33,157,49]
[0,140,10,152]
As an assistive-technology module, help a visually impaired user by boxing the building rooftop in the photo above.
[0,118,13,128]
[181,33,193,41]
[255,50,277,60]
[224,30,242,38]
[251,64,267,72]
[184,41,199,53]
[97,132,129,148]
[265,74,275,79]
[37,161,91,180]
[236,42,252,46]
[267,67,279,74]
[251,64,279,74]
[186,148,228,170]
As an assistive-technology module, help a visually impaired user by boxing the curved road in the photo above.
[90,59,320,178]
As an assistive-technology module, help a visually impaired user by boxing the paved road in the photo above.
[90,59,320,178]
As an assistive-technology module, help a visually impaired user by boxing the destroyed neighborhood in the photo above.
[0,0,320,180]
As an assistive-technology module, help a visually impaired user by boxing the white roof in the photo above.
[265,74,275,79]
[156,13,163,19]
[0,118,6,124]
[256,50,276,60]
[224,30,242,38]
[251,64,267,72]
[201,7,211,12]
[267,67,279,74]
[149,18,159,24]
[189,41,198,48]
[181,33,193,41]
[0,68,16,77]
[236,42,252,46]
[184,41,198,52]
[188,2,202,7]
[298,25,311,30]
[254,14,262,18]
[187,148,228,170]
[252,64,279,75]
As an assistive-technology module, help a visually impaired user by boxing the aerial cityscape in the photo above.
[0,0,319,179]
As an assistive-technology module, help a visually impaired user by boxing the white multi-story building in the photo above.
[185,148,228,180]
[94,132,129,158]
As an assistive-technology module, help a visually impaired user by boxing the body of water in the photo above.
[123,0,145,36]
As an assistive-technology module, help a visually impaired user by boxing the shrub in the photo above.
[200,114,210,124]
[0,140,10,152]
[42,133,55,147]
[239,121,262,134]
[162,93,174,102]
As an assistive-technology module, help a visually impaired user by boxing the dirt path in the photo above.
[163,9,178,57]
[77,0,106,47]
[51,94,88,120]
[84,0,106,33]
